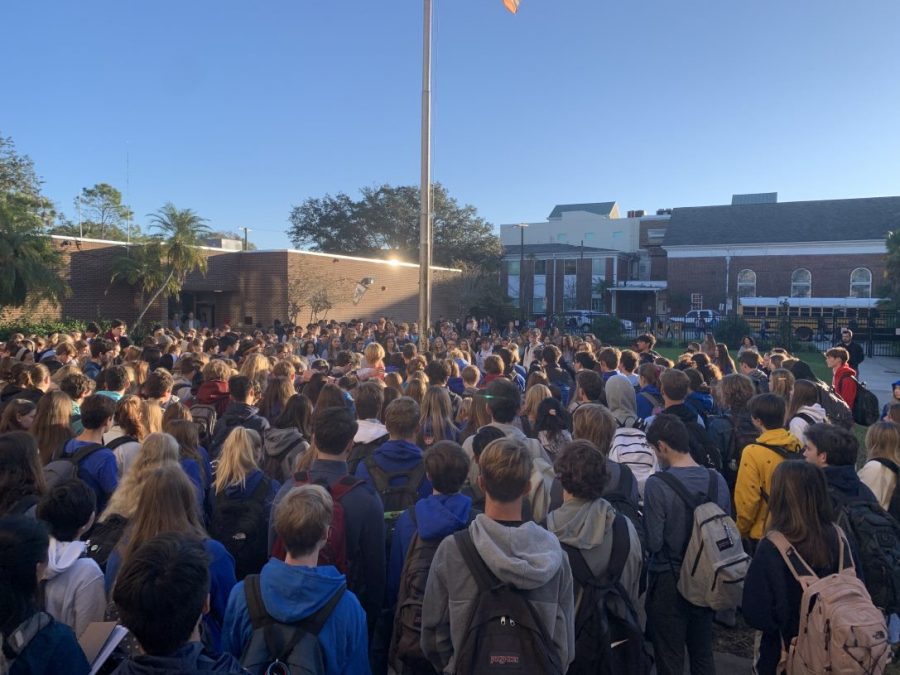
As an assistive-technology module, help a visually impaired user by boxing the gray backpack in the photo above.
[655,470,749,610]
[43,442,105,490]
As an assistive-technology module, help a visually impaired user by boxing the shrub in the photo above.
[591,315,625,344]
[713,315,753,349]
[0,319,97,341]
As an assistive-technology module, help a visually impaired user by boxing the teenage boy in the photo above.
[173,357,202,402]
[462,378,546,462]
[355,396,431,501]
[424,360,463,417]
[268,406,385,636]
[223,485,369,674]
[58,394,118,513]
[804,423,877,503]
[733,394,802,548]
[657,369,720,469]
[618,349,640,387]
[460,365,480,398]
[83,338,114,381]
[94,365,129,402]
[144,369,175,410]
[112,533,246,673]
[597,347,621,383]
[522,329,543,370]
[421,438,575,673]
[36,479,106,638]
[738,351,769,395]
[571,370,605,410]
[350,381,390,473]
[210,375,270,457]
[644,414,731,675]
[634,333,661,360]
[826,346,858,411]
[60,372,94,435]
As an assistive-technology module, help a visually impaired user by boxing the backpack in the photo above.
[601,465,646,556]
[390,508,476,674]
[838,374,880,427]
[717,412,758,490]
[453,529,564,675]
[84,514,129,572]
[610,425,656,489]
[43,442,105,490]
[346,433,389,475]
[639,391,663,417]
[815,382,855,429]
[683,419,722,471]
[754,443,804,503]
[190,403,218,444]
[261,429,309,483]
[655,470,749,610]
[831,492,900,614]
[363,456,426,558]
[871,457,900,521]
[562,515,652,675]
[239,574,345,675]
[209,477,272,580]
[271,472,364,575]
[106,435,138,451]
[767,528,890,675]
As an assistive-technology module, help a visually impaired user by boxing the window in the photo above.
[591,258,605,277]
[591,297,605,312]
[507,260,520,276]
[564,260,577,275]
[557,233,568,243]
[533,259,547,275]
[533,297,547,313]
[584,232,595,242]
[506,260,519,299]
[850,268,872,298]
[533,274,546,301]
[790,269,811,298]
[737,269,757,298]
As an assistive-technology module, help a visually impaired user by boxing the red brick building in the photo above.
[0,236,460,328]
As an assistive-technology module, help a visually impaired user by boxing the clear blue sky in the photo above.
[3,0,900,251]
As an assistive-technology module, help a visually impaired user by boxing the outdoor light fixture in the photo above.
[352,277,375,305]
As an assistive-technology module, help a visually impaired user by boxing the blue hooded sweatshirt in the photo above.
[354,439,432,501]
[636,384,663,421]
[111,642,246,674]
[881,379,900,418]
[222,559,370,675]
[61,438,118,514]
[387,493,472,608]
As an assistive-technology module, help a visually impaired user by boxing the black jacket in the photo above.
[209,402,270,458]
[834,339,865,371]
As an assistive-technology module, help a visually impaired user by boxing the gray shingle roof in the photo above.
[548,202,616,219]
[732,192,777,205]
[502,243,617,256]
[664,196,900,247]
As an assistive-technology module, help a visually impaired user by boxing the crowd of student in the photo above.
[0,316,898,674]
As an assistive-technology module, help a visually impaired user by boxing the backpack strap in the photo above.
[106,435,138,450]
[871,457,900,475]
[766,531,820,588]
[654,471,702,512]
[249,475,271,502]
[756,442,801,460]
[794,412,815,426]
[69,442,106,464]
[244,574,269,629]
[454,528,500,593]
[364,455,392,493]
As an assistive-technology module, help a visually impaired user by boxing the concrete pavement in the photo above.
[856,356,900,408]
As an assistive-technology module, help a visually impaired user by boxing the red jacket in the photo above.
[833,363,858,411]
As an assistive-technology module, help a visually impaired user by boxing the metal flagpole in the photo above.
[418,0,433,343]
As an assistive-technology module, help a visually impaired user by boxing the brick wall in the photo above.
[667,252,886,309]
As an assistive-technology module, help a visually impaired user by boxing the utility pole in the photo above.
[418,0,433,343]
[240,227,251,252]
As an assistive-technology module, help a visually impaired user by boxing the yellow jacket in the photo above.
[734,427,802,540]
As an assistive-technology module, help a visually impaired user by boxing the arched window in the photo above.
[850,267,872,298]
[790,268,811,298]
[737,269,756,297]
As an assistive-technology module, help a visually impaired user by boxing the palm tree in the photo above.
[0,193,68,311]
[118,203,210,328]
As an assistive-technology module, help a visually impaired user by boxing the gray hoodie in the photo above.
[43,538,106,638]
[787,403,827,446]
[421,514,575,673]
[547,497,645,628]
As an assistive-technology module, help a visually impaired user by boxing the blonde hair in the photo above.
[572,403,617,459]
[865,421,900,464]
[521,384,552,420]
[405,377,428,407]
[213,427,262,494]
[769,368,795,402]
[31,391,74,465]
[142,399,164,434]
[240,353,271,392]
[274,484,333,557]
[115,395,148,441]
[102,432,180,521]
[364,342,385,367]
[420,387,455,445]
[203,359,231,382]
[384,372,404,394]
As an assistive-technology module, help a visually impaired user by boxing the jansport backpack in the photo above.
[815,382,855,429]
[239,574,345,675]
[871,457,900,521]
[831,492,900,614]
[189,403,218,445]
[271,472,364,575]
[43,442,105,490]
[767,528,890,675]
[655,470,749,610]
[838,374,880,427]
[209,477,272,580]
[453,529,564,675]
[561,515,652,675]
[363,457,426,557]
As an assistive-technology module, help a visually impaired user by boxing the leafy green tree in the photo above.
[52,183,135,241]
[883,230,900,306]
[0,193,69,312]
[287,183,501,269]
[0,135,44,199]
[113,204,211,327]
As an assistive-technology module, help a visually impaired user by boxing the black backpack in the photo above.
[815,382,855,429]
[43,442,105,490]
[209,477,272,580]
[364,456,426,558]
[84,514,129,572]
[601,465,646,556]
[347,433,390,475]
[561,516,652,675]
[716,412,758,490]
[832,492,900,615]
[453,529,564,675]
[871,458,900,522]
[239,574,344,675]
[684,419,722,471]
[838,374,880,427]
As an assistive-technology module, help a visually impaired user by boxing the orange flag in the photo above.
[503,0,520,13]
